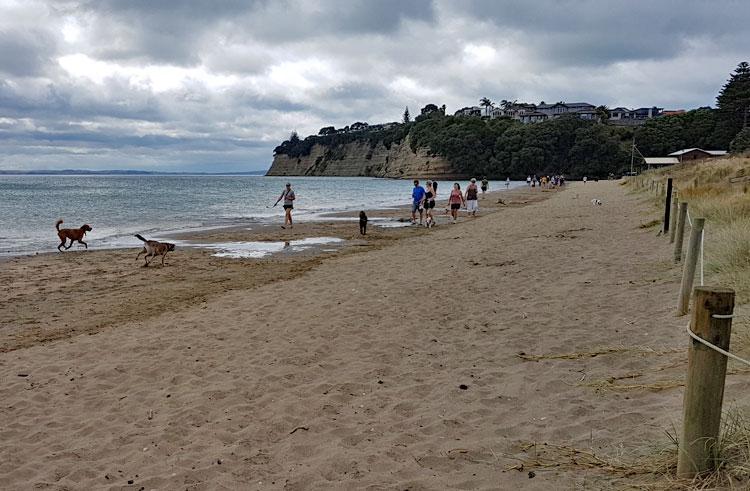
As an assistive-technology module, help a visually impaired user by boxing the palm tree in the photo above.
[479,97,494,117]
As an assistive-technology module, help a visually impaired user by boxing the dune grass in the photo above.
[627,157,750,488]
[630,157,750,344]
[509,408,750,489]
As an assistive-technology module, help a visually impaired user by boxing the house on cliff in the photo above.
[609,106,665,126]
[454,106,482,117]
[519,111,548,124]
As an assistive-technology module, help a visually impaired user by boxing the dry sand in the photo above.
[1,181,748,489]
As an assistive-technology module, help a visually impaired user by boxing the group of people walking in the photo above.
[411,177,487,227]
[275,176,497,231]
[526,174,566,189]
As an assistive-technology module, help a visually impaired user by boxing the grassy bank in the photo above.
[627,156,750,488]
[630,155,750,350]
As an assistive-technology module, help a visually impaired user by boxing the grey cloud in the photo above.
[0,28,58,77]
[0,78,164,122]
[75,0,435,65]
[458,0,750,66]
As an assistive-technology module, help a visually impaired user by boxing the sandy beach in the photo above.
[2,181,748,489]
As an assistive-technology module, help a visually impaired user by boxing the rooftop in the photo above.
[644,157,679,165]
[668,148,728,156]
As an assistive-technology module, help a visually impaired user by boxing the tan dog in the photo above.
[135,234,175,267]
[55,219,92,251]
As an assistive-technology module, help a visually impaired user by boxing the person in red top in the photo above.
[447,182,465,224]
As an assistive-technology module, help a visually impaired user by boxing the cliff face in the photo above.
[266,136,458,178]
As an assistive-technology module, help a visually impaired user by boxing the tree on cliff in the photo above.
[420,104,439,115]
[596,105,610,122]
[289,131,300,144]
[318,126,336,135]
[730,127,750,153]
[714,61,750,146]
[635,108,722,156]
[403,107,411,124]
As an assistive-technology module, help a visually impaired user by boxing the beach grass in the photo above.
[629,157,750,355]
[510,408,750,489]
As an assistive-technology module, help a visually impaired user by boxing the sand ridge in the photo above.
[2,181,748,489]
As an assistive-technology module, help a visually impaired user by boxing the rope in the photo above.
[686,322,750,367]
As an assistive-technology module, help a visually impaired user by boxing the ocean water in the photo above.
[0,175,522,256]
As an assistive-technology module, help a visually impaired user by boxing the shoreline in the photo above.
[0,178,527,259]
[0,185,549,353]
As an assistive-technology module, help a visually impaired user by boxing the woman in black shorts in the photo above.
[274,182,296,229]
[447,182,465,223]
[424,180,436,227]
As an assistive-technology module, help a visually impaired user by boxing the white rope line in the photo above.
[685,322,750,367]
[686,209,693,227]
[712,314,734,319]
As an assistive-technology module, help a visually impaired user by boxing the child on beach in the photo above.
[481,177,488,195]
[448,183,465,223]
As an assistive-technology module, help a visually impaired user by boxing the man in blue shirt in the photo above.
[411,179,426,225]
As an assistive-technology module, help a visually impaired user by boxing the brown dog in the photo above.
[135,234,175,267]
[55,219,92,251]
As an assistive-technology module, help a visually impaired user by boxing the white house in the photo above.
[454,106,482,117]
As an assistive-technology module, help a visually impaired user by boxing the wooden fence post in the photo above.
[663,178,673,234]
[677,217,705,316]
[673,203,688,263]
[677,286,735,478]
[669,194,679,243]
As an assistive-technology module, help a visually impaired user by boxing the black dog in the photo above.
[359,211,368,235]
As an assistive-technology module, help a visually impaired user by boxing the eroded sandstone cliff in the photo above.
[266,135,459,178]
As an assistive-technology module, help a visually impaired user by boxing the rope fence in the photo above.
[686,319,750,367]
[636,175,744,479]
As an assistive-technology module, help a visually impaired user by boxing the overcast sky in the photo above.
[0,0,747,172]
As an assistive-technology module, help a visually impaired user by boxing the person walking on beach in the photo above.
[526,175,531,187]
[465,178,479,217]
[274,182,296,229]
[448,182,465,223]
[411,179,426,225]
[424,180,436,227]
[505,177,510,189]
[481,177,488,196]
[583,176,587,185]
